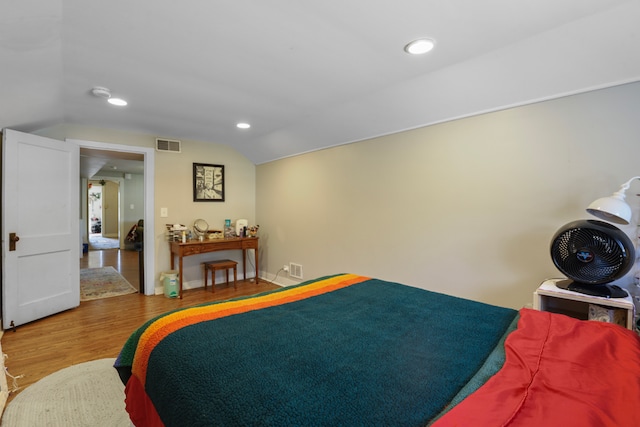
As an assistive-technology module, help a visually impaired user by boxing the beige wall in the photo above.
[37,124,256,291]
[34,81,640,309]
[101,181,120,237]
[257,82,640,310]
[153,137,256,288]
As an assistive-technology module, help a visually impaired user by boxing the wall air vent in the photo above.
[156,138,181,153]
[289,263,303,279]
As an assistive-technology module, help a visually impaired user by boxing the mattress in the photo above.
[115,274,640,426]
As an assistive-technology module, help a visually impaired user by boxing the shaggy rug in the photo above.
[0,358,130,427]
[88,236,120,250]
[80,267,137,301]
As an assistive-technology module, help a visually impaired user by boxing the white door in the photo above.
[2,129,80,329]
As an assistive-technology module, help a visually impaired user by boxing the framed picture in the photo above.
[193,163,224,202]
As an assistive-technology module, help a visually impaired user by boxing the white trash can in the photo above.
[160,270,179,298]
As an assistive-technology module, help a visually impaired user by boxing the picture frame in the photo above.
[193,163,225,202]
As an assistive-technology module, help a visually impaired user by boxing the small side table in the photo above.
[533,279,636,330]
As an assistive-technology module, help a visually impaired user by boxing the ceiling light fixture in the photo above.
[237,122,251,129]
[404,38,435,55]
[91,86,112,98]
[91,86,128,106]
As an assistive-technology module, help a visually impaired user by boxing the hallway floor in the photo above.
[88,234,120,250]
[80,248,140,290]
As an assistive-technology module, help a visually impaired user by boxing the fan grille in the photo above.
[551,220,634,285]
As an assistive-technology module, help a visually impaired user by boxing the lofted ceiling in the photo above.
[3,1,640,165]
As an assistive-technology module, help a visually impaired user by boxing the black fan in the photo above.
[550,219,634,298]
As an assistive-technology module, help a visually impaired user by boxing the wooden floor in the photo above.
[1,248,279,405]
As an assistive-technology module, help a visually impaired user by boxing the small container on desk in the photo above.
[533,279,636,330]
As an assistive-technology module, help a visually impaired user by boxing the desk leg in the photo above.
[242,249,247,281]
[242,248,259,283]
[254,248,259,284]
[178,256,184,299]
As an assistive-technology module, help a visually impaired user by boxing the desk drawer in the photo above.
[242,238,258,249]
[182,245,206,256]
[171,237,258,257]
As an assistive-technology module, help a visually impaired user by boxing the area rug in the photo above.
[88,236,120,250]
[80,267,137,301]
[0,358,130,427]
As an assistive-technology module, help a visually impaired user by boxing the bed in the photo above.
[115,273,640,426]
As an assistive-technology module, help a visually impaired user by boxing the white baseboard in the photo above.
[153,272,267,295]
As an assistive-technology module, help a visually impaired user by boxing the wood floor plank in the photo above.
[1,248,279,406]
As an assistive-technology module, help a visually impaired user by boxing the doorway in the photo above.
[74,138,155,296]
[87,179,120,250]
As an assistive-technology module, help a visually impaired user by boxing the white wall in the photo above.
[256,82,640,310]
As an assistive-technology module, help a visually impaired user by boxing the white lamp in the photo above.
[586,176,640,225]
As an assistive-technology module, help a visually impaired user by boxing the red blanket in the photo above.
[433,308,640,426]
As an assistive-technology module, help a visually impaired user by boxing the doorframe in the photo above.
[69,139,155,296]
[89,176,123,244]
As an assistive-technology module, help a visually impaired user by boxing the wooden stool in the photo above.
[203,259,237,292]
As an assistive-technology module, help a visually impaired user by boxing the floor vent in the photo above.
[156,138,181,153]
[289,263,303,279]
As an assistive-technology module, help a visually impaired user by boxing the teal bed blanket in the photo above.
[115,274,518,427]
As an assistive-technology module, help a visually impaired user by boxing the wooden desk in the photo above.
[170,237,258,298]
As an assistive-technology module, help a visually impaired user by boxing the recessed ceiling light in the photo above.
[108,97,128,106]
[237,122,251,129]
[404,38,435,55]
